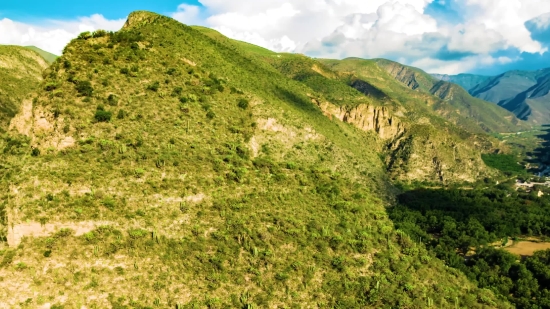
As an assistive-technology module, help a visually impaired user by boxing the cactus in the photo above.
[240,291,250,304]
[455,297,459,309]
[119,145,127,154]
[427,297,433,307]
[93,245,99,257]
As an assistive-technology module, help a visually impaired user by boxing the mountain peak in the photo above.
[123,10,163,29]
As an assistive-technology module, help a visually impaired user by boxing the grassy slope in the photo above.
[24,45,59,64]
[0,45,49,131]
[264,55,504,182]
[0,12,509,308]
[372,59,527,133]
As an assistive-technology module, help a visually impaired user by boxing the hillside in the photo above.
[434,68,550,124]
[470,68,550,124]
[165,27,498,183]
[264,55,500,183]
[371,59,527,133]
[431,73,490,92]
[24,46,59,64]
[0,45,49,132]
[0,11,510,308]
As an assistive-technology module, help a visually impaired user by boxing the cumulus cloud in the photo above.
[184,0,550,73]
[529,12,550,30]
[171,4,203,25]
[0,14,125,55]
[2,0,550,73]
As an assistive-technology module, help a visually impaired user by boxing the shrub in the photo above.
[120,68,129,75]
[94,106,112,122]
[75,81,93,96]
[92,30,108,38]
[167,68,177,75]
[117,109,126,119]
[238,98,249,109]
[31,148,40,157]
[147,81,160,92]
[107,94,118,106]
[44,82,58,91]
[173,87,183,96]
[77,31,92,40]
[206,110,216,119]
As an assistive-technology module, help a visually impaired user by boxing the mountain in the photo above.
[431,73,490,91]
[24,46,59,64]
[131,24,498,183]
[0,11,509,308]
[369,59,527,133]
[433,68,550,124]
[0,45,50,131]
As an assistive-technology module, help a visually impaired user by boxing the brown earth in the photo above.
[505,241,550,256]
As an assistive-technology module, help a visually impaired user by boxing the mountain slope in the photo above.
[0,45,49,131]
[431,73,491,92]
[0,11,509,308]
[24,46,59,64]
[472,69,550,123]
[172,28,498,183]
[372,59,527,133]
[435,68,550,124]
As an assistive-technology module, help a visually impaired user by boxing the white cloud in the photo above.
[459,0,550,53]
[446,23,504,54]
[3,0,549,73]
[0,14,124,55]
[171,4,203,25]
[529,12,550,30]
[185,0,550,72]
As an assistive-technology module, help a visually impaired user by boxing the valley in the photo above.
[0,9,548,309]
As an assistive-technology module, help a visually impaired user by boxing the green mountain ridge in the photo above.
[24,46,59,64]
[0,45,50,132]
[371,59,527,133]
[0,10,512,308]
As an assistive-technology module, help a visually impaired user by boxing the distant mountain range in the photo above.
[433,69,550,124]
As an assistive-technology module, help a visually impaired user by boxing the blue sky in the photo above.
[1,0,549,76]
[0,1,200,21]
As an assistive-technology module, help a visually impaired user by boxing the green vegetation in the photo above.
[322,58,528,134]
[482,153,526,175]
[0,11,512,307]
[390,183,550,308]
[0,45,49,131]
[24,46,58,64]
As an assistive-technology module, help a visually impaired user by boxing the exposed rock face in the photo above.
[317,101,404,140]
[123,11,163,29]
[316,99,489,183]
[9,99,75,150]
[382,63,422,90]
